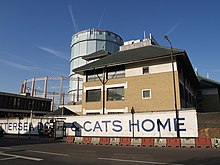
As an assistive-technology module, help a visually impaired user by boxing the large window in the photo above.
[86,69,103,82]
[87,74,103,82]
[108,70,125,79]
[107,66,125,79]
[107,87,124,101]
[86,89,101,102]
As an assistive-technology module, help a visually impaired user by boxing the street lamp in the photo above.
[28,110,33,139]
[131,107,135,138]
[164,35,180,138]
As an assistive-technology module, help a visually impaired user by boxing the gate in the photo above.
[54,120,64,139]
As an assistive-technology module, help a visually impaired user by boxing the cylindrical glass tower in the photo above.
[69,29,123,103]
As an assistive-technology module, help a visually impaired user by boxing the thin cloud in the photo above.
[0,50,34,65]
[0,58,32,71]
[0,58,64,75]
[165,20,182,36]
[98,7,106,29]
[68,5,79,33]
[211,69,220,73]
[38,47,69,60]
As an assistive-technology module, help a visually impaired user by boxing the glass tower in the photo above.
[69,29,123,102]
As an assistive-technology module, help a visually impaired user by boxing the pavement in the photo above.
[0,135,220,165]
[0,134,65,147]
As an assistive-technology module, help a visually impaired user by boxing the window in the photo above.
[107,66,125,79]
[86,89,101,102]
[13,98,17,108]
[107,87,124,101]
[143,66,149,74]
[107,70,125,79]
[86,69,103,82]
[86,112,100,115]
[87,74,103,82]
[142,89,151,99]
[108,112,123,114]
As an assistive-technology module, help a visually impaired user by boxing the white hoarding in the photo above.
[0,110,198,137]
[65,110,198,137]
[0,118,51,135]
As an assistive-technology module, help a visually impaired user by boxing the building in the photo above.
[197,75,220,112]
[69,29,123,103]
[0,91,51,118]
[73,40,198,115]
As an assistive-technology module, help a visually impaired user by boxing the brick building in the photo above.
[73,42,198,115]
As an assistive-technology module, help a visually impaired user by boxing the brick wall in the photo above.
[197,112,220,138]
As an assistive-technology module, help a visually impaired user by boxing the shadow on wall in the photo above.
[65,122,82,137]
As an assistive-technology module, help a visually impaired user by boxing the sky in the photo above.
[0,0,220,94]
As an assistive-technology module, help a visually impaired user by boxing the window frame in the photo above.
[86,89,101,102]
[107,86,125,101]
[143,66,149,74]
[142,89,151,99]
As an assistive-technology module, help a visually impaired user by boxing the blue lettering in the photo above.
[142,119,155,132]
[83,121,92,132]
[101,120,111,132]
[4,123,8,130]
[157,119,171,132]
[24,122,28,131]
[178,118,186,131]
[93,121,102,132]
[13,123,17,131]
[8,123,12,130]
[112,120,122,132]
[71,122,82,132]
[174,118,186,132]
[18,123,23,131]
[129,120,140,132]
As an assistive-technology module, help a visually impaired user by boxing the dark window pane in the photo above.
[107,87,124,101]
[143,66,149,74]
[143,90,151,99]
[86,89,101,102]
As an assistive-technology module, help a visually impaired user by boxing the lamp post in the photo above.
[95,66,108,115]
[164,35,180,138]
[28,110,33,139]
[131,107,135,138]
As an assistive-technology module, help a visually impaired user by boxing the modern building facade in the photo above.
[197,76,220,112]
[0,92,51,118]
[69,29,123,103]
[73,41,198,115]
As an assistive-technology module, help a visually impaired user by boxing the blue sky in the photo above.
[0,0,220,94]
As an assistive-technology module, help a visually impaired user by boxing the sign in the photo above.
[65,110,198,137]
[0,118,51,135]
[0,110,198,137]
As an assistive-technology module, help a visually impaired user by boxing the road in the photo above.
[0,136,220,165]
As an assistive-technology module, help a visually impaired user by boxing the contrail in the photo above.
[0,58,65,75]
[0,50,34,65]
[98,7,106,29]
[68,5,79,33]
[38,46,69,60]
[165,20,182,35]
